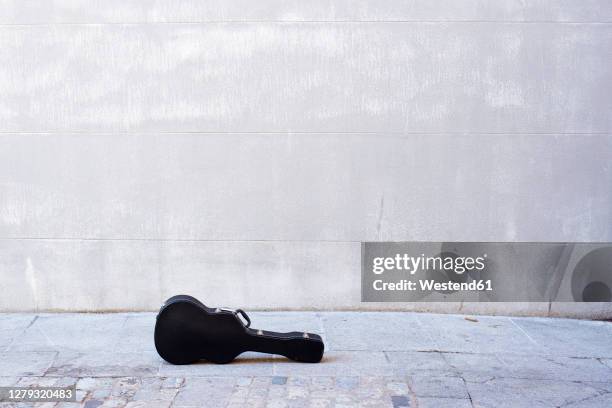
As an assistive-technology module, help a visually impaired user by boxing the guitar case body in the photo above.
[154,295,324,364]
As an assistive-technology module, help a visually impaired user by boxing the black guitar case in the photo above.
[154,295,324,364]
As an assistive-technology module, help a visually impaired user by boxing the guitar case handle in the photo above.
[234,309,251,327]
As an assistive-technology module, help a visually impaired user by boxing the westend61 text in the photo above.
[373,279,493,292]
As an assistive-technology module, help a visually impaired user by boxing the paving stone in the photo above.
[355,377,387,401]
[161,377,184,388]
[511,317,612,358]
[386,381,409,395]
[55,403,85,408]
[286,399,308,408]
[8,314,127,352]
[362,400,393,407]
[15,376,57,386]
[267,385,287,398]
[77,377,115,391]
[386,351,452,375]
[114,314,157,353]
[249,386,268,398]
[323,312,432,351]
[496,354,612,382]
[335,393,357,404]
[287,377,310,386]
[416,397,471,408]
[33,403,56,408]
[465,377,603,408]
[90,388,112,401]
[273,351,390,376]
[172,377,235,406]
[246,398,266,408]
[584,382,612,393]
[420,314,543,355]
[310,383,336,398]
[75,389,88,402]
[564,392,612,408]
[287,385,308,399]
[230,389,248,399]
[46,352,159,377]
[442,351,506,377]
[227,399,246,407]
[407,375,468,398]
[236,376,252,386]
[390,395,411,407]
[265,398,288,408]
[252,377,272,387]
[271,376,287,385]
[54,376,78,387]
[0,314,36,350]
[311,377,333,387]
[309,398,333,408]
[125,402,172,408]
[335,376,359,390]
[110,377,141,400]
[133,379,176,401]
[0,351,56,376]
[159,352,276,377]
[100,398,127,407]
[0,377,19,386]
[445,351,612,383]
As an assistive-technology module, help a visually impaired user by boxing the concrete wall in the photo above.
[1,1,611,316]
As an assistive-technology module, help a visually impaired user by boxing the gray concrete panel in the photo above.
[1,24,610,133]
[1,133,610,242]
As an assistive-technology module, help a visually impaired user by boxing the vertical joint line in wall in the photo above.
[547,300,552,316]
[25,258,39,312]
[376,193,385,240]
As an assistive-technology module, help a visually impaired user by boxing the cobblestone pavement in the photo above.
[1,312,611,407]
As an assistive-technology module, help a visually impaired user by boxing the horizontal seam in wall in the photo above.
[1,238,610,244]
[0,237,361,243]
[0,132,610,136]
[1,21,612,26]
